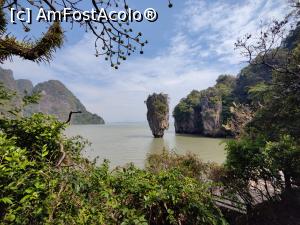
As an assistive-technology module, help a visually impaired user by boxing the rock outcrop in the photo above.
[174,88,224,137]
[0,67,105,124]
[200,93,223,137]
[16,79,34,96]
[0,67,22,118]
[173,65,275,138]
[0,67,17,90]
[146,93,169,138]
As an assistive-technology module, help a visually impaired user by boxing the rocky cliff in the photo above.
[173,64,275,137]
[0,67,105,124]
[0,67,22,118]
[146,93,169,138]
[173,75,236,137]
[0,67,17,90]
[16,79,34,96]
[173,88,224,137]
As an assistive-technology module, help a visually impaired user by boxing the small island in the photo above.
[146,93,169,138]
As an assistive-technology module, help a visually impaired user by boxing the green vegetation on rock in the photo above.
[146,93,169,138]
[173,75,235,137]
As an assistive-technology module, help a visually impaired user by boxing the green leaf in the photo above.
[5,214,16,222]
[20,195,31,203]
[42,145,48,158]
[0,197,13,204]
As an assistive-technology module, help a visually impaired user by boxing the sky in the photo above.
[4,0,290,122]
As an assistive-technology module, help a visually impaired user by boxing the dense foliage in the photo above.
[223,15,300,214]
[224,135,300,208]
[233,64,273,104]
[247,45,300,140]
[147,150,225,183]
[173,90,202,123]
[0,113,227,224]
[215,75,236,124]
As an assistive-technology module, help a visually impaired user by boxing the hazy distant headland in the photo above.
[0,67,105,124]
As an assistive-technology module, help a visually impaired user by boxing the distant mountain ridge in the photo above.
[0,67,105,124]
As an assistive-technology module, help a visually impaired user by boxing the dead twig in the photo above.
[65,111,82,124]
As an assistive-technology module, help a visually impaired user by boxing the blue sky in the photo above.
[4,0,289,122]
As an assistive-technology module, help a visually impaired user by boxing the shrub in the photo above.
[0,114,228,225]
[0,135,54,224]
[0,113,65,164]
[224,135,300,207]
[147,150,227,184]
[146,150,209,181]
[264,135,300,191]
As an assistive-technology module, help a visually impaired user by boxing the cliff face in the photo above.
[200,94,223,137]
[0,67,17,90]
[16,79,34,96]
[0,67,104,124]
[0,67,22,118]
[174,88,224,137]
[146,93,169,138]
[174,107,202,134]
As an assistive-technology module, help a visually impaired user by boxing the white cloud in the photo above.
[178,0,290,64]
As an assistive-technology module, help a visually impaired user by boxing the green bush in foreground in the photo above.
[224,135,300,207]
[0,114,227,225]
[147,150,225,183]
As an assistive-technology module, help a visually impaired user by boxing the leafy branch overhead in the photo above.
[0,0,172,67]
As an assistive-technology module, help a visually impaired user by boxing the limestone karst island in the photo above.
[0,1,299,225]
